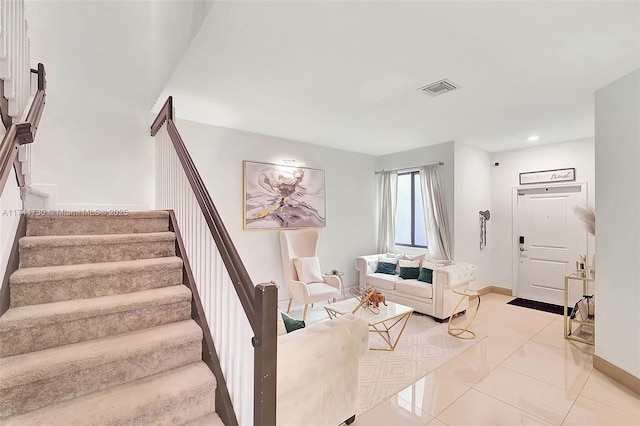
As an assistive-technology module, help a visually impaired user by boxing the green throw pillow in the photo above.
[418,267,433,284]
[399,266,420,279]
[375,261,397,275]
[281,312,305,333]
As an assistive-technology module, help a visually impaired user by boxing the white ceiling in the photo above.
[159,1,640,155]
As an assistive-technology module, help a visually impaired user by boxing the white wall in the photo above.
[594,69,640,378]
[454,143,492,289]
[375,141,455,255]
[490,138,595,290]
[173,119,377,300]
[25,1,212,209]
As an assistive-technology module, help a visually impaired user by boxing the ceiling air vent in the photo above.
[418,79,461,97]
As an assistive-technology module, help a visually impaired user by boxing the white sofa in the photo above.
[277,314,369,426]
[356,254,478,321]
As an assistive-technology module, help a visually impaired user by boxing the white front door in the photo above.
[515,184,588,305]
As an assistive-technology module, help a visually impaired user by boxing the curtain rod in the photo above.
[374,161,444,175]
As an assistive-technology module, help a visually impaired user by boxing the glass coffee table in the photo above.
[325,298,413,351]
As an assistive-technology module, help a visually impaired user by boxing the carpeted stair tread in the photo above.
[0,286,192,357]
[0,286,191,331]
[0,320,202,388]
[3,362,216,425]
[26,210,170,236]
[10,257,184,306]
[0,213,221,422]
[19,231,176,249]
[184,412,224,426]
[0,320,204,418]
[18,232,176,268]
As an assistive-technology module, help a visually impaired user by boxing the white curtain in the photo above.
[377,171,398,253]
[419,165,452,261]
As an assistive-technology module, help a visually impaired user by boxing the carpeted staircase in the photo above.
[0,211,222,425]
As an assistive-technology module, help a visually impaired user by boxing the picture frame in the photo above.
[243,160,326,230]
[519,168,576,185]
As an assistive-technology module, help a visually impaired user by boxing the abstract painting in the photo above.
[243,161,326,229]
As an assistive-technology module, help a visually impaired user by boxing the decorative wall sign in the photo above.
[519,168,575,185]
[243,161,326,229]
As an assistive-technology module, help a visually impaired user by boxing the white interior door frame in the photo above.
[511,182,588,300]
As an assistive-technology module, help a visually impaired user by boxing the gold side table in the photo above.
[564,270,595,345]
[448,288,481,339]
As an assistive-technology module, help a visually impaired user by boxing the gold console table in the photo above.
[563,270,595,345]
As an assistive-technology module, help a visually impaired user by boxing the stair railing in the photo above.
[0,0,33,122]
[0,63,46,195]
[0,0,45,193]
[151,96,277,426]
[0,1,46,318]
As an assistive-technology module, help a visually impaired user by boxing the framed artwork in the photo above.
[243,161,326,229]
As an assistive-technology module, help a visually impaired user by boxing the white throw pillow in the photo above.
[398,259,421,268]
[424,256,451,266]
[403,254,426,263]
[293,257,324,283]
[422,260,442,271]
[384,252,404,259]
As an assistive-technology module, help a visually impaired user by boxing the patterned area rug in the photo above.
[357,313,484,414]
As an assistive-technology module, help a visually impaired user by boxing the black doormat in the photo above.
[507,298,564,315]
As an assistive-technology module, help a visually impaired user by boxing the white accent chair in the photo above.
[279,229,342,320]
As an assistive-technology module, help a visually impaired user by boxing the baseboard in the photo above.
[477,286,513,296]
[26,183,58,209]
[476,287,492,296]
[593,354,640,396]
[490,286,513,296]
[27,184,153,213]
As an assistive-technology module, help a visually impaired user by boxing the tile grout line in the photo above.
[433,295,552,424]
[307,294,619,425]
[560,369,594,425]
[466,307,581,425]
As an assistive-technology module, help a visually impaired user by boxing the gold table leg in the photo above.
[324,306,413,351]
[448,294,480,339]
[369,311,412,351]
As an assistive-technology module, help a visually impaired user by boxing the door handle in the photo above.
[520,247,528,252]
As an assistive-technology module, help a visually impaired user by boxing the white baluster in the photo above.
[153,124,255,425]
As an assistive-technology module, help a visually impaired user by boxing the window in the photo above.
[395,171,428,248]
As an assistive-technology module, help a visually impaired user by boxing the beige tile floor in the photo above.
[284,293,640,426]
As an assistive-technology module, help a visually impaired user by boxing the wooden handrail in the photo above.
[0,63,47,195]
[150,95,173,136]
[151,96,278,426]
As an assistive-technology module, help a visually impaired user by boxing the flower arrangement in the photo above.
[574,204,595,235]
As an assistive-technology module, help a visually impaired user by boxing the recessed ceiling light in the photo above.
[527,135,540,142]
